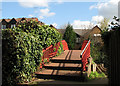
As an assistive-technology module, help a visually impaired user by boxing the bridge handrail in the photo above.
[80,40,90,56]
[80,40,90,71]
[40,40,68,69]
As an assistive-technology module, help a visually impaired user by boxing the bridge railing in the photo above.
[40,42,60,68]
[80,40,90,71]
[40,40,68,68]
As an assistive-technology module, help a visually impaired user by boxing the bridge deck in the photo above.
[36,50,83,78]
[51,50,82,61]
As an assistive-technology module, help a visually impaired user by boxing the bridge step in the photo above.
[45,63,82,67]
[35,69,86,81]
[50,59,82,63]
[36,69,81,76]
[35,50,87,81]
[44,63,83,71]
[36,74,85,81]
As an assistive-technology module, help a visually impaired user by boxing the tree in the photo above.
[63,23,76,49]
[99,18,109,31]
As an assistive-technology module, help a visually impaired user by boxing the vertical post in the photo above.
[87,57,92,77]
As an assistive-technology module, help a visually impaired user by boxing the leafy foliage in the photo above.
[90,40,107,64]
[88,71,106,80]
[63,23,76,49]
[2,20,62,85]
[101,16,120,49]
[100,18,109,32]
[56,42,63,56]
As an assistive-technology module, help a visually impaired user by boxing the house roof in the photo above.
[31,17,39,22]
[57,29,66,35]
[15,18,38,22]
[0,17,47,28]
[0,17,39,23]
[92,25,102,32]
[57,29,91,36]
[16,18,22,22]
[57,25,101,37]
[4,19,11,22]
[74,29,91,36]
[83,25,102,37]
[24,18,38,22]
[25,18,32,22]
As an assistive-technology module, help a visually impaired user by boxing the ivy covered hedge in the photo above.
[56,42,64,56]
[2,20,62,85]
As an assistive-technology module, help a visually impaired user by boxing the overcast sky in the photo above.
[1,0,119,29]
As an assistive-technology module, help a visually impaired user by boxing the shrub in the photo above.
[63,23,76,49]
[88,71,106,80]
[2,20,62,85]
[90,39,107,64]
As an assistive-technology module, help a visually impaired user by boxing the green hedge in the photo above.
[2,20,62,85]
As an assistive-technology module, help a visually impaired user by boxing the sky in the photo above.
[0,0,119,29]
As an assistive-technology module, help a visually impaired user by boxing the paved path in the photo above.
[24,78,108,85]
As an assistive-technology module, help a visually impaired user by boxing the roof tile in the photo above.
[57,29,92,36]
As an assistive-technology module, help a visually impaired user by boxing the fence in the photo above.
[108,30,120,85]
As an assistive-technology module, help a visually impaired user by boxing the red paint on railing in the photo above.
[81,40,88,50]
[81,40,90,71]
[40,40,68,69]
[61,40,69,50]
